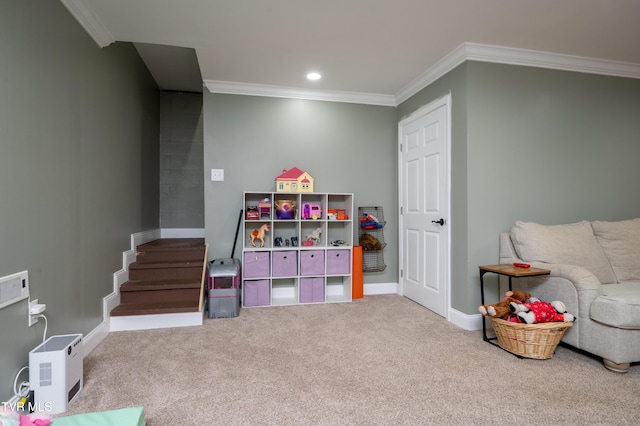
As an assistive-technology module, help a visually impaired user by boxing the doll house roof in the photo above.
[276,167,313,182]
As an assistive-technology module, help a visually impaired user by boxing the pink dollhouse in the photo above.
[275,167,314,193]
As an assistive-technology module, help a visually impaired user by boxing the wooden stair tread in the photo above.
[110,301,199,316]
[137,238,205,251]
[111,238,208,321]
[120,279,202,292]
[129,259,204,269]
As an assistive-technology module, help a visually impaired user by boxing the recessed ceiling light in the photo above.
[306,72,321,81]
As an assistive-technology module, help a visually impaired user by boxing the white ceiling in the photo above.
[61,0,640,103]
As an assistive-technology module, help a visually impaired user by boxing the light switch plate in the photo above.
[211,169,224,181]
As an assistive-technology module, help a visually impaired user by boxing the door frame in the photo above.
[397,93,452,320]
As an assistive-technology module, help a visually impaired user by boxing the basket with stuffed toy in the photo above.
[489,317,573,359]
[480,290,575,359]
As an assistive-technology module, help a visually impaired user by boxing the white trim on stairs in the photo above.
[83,229,203,356]
[110,311,205,332]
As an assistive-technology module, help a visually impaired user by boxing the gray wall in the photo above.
[203,94,397,283]
[0,1,160,402]
[160,92,204,228]
[399,61,640,314]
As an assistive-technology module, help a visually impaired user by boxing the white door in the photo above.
[399,95,450,318]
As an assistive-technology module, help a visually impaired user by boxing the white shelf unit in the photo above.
[242,192,354,307]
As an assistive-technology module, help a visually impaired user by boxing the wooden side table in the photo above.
[479,264,551,347]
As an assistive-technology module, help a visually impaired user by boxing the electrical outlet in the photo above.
[28,299,38,327]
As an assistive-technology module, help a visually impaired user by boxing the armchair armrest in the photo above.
[523,262,604,319]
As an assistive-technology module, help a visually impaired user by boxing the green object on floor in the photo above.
[53,407,145,426]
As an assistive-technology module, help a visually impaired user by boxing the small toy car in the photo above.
[245,206,259,220]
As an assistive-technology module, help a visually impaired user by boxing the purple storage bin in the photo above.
[243,252,270,278]
[244,279,270,306]
[326,250,351,275]
[300,250,325,276]
[300,277,325,303]
[272,251,297,277]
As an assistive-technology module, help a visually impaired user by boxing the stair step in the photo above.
[121,288,201,304]
[120,279,202,304]
[111,238,208,322]
[128,260,204,281]
[120,279,202,292]
[129,260,204,270]
[136,238,206,263]
[137,238,205,251]
[110,301,200,317]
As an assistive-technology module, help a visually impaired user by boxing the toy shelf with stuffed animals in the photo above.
[242,191,354,307]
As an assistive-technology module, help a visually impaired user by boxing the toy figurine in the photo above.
[259,198,272,219]
[305,227,322,245]
[250,224,269,247]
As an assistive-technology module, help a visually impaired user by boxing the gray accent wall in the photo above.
[399,61,640,314]
[160,92,204,228]
[203,94,397,283]
[0,1,159,402]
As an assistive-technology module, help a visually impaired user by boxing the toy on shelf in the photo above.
[246,206,259,220]
[275,167,314,193]
[304,227,322,246]
[302,202,322,220]
[250,224,269,247]
[360,214,383,229]
[359,233,382,251]
[328,209,348,220]
[275,199,296,219]
[258,198,272,219]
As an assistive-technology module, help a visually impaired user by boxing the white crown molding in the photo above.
[394,42,640,105]
[60,0,115,48]
[204,80,397,107]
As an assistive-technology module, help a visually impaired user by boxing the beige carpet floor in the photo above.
[59,295,640,425]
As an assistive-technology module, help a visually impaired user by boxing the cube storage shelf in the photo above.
[242,191,354,307]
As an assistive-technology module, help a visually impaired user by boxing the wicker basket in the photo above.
[489,317,573,359]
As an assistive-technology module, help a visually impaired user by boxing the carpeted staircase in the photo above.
[110,238,208,318]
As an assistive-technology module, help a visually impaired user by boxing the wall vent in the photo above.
[0,270,29,310]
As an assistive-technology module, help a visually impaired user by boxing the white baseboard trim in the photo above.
[364,282,398,295]
[82,317,109,355]
[110,312,203,332]
[449,308,484,331]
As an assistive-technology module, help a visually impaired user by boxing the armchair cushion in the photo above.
[592,218,640,282]
[591,283,640,329]
[511,220,616,284]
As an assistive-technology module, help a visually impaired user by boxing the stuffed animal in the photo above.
[478,290,532,320]
[509,297,575,324]
[359,233,382,251]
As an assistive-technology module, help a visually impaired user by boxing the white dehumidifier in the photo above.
[29,334,83,414]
